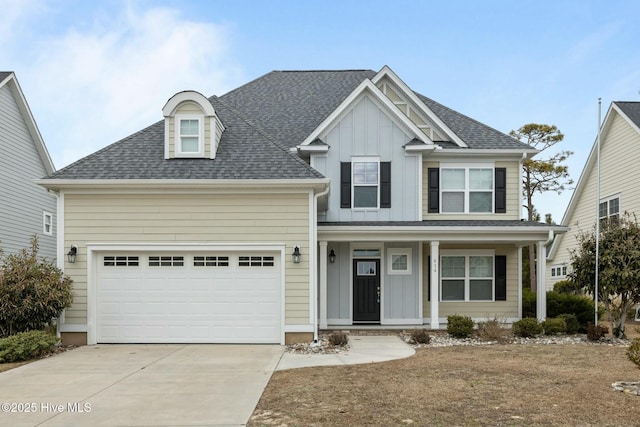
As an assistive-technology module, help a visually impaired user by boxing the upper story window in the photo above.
[42,211,53,236]
[441,166,493,213]
[352,159,379,208]
[176,116,204,157]
[599,195,620,225]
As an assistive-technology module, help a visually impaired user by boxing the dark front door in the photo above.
[353,259,380,323]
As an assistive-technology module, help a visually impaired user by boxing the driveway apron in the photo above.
[0,344,284,427]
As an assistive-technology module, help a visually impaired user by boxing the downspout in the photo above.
[312,184,330,343]
[47,189,62,339]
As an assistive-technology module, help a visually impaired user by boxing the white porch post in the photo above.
[319,241,328,329]
[430,241,440,329]
[536,240,547,321]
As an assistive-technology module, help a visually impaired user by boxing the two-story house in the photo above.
[546,101,640,290]
[1,72,57,261]
[38,66,564,346]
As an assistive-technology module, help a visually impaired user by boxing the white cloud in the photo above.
[21,4,241,168]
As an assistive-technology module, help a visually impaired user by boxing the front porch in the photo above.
[317,221,566,330]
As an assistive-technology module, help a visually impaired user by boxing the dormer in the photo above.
[162,90,224,159]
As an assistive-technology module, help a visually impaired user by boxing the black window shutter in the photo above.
[495,168,506,214]
[428,168,439,213]
[380,162,391,208]
[340,162,351,208]
[495,255,507,301]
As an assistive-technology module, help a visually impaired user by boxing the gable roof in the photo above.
[547,101,640,259]
[0,72,55,175]
[43,67,532,182]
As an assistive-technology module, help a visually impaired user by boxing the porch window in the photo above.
[441,251,495,301]
[440,166,494,213]
[388,248,412,275]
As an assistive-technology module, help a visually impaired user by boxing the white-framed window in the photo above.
[239,255,275,267]
[175,115,204,157]
[599,195,620,223]
[352,157,379,209]
[550,264,568,279]
[387,248,412,275]
[42,211,53,236]
[441,164,494,213]
[149,256,184,267]
[104,256,139,267]
[441,250,495,301]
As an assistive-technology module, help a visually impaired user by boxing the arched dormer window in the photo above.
[162,91,224,159]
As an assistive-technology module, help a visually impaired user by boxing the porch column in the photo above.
[319,241,328,329]
[536,240,547,321]
[430,241,440,329]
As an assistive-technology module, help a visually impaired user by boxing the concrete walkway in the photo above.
[276,335,415,371]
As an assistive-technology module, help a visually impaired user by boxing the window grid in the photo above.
[352,159,379,209]
[194,256,230,267]
[239,256,275,267]
[43,211,53,236]
[149,256,184,267]
[441,167,494,214]
[441,253,495,301]
[104,256,139,267]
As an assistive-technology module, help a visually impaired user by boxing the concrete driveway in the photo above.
[0,344,284,427]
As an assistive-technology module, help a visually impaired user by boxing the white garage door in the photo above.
[96,252,281,343]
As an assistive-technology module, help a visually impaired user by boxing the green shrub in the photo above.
[327,331,348,347]
[476,318,511,342]
[627,339,640,369]
[512,318,542,337]
[553,279,582,295]
[557,313,580,334]
[522,288,537,318]
[542,317,567,335]
[0,330,58,363]
[586,323,609,341]
[0,237,74,337]
[410,329,431,344]
[546,291,600,332]
[447,315,474,338]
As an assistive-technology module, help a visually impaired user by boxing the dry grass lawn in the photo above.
[251,340,640,426]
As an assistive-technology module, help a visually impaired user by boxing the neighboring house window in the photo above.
[440,251,496,301]
[441,167,493,213]
[388,248,412,275]
[176,116,204,156]
[599,195,620,224]
[428,166,506,214]
[551,264,568,279]
[340,161,391,209]
[43,211,53,236]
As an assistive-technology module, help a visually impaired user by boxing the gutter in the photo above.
[312,184,330,343]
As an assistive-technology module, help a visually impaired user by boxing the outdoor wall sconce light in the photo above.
[329,249,336,263]
[292,245,301,264]
[67,245,78,264]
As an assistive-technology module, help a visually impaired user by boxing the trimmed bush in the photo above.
[512,318,542,337]
[447,315,474,338]
[327,331,348,347]
[542,317,567,335]
[557,313,580,334]
[0,330,58,363]
[0,237,73,337]
[546,291,599,332]
[553,279,582,295]
[476,318,510,343]
[522,288,536,318]
[627,339,640,369]
[586,323,609,341]
[410,329,431,344]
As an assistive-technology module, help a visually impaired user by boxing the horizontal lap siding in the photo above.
[63,192,310,325]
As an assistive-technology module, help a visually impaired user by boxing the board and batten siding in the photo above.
[422,244,519,319]
[315,94,420,222]
[422,160,520,220]
[0,84,56,260]
[62,192,311,326]
[546,110,640,290]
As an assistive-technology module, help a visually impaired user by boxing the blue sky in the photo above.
[2,0,639,221]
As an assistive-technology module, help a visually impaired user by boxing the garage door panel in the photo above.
[96,252,282,343]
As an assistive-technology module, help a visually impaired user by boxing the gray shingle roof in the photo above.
[46,69,533,181]
[319,220,563,228]
[615,102,640,129]
[0,72,12,82]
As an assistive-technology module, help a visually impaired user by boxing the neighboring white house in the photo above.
[38,66,565,346]
[546,102,640,290]
[0,72,57,261]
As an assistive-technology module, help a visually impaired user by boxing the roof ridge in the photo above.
[274,69,375,73]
